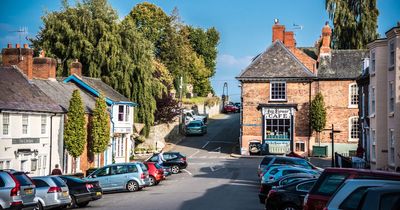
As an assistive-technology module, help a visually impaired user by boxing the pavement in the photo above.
[80,113,264,210]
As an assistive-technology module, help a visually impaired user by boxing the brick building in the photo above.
[237,20,367,156]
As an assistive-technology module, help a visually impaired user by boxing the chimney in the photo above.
[33,55,57,80]
[23,44,28,49]
[2,43,34,80]
[319,21,332,56]
[272,19,285,43]
[284,31,296,48]
[7,43,12,48]
[70,59,82,77]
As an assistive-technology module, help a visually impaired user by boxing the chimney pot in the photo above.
[7,43,12,48]
[15,43,20,48]
[274,18,279,24]
[23,44,28,49]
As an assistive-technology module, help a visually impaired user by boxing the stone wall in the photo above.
[141,120,181,151]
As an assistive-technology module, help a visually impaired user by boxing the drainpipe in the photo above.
[308,81,312,156]
[49,113,57,175]
[108,104,115,165]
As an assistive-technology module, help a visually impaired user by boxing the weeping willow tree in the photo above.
[326,0,379,49]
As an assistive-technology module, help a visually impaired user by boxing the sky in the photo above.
[1,0,399,101]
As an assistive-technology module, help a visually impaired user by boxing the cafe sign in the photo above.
[262,108,291,119]
[12,138,40,144]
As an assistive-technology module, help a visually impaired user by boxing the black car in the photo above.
[259,173,317,204]
[147,152,187,174]
[265,179,317,210]
[59,175,102,208]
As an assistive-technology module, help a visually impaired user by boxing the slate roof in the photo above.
[318,50,368,79]
[236,41,316,81]
[33,79,96,113]
[0,66,63,113]
[81,77,129,102]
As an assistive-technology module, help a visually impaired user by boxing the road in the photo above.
[80,113,263,210]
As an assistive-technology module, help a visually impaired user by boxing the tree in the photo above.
[64,90,86,173]
[310,92,327,145]
[326,0,379,49]
[91,94,110,159]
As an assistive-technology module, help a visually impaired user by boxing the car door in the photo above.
[295,180,316,203]
[109,165,129,190]
[91,166,111,190]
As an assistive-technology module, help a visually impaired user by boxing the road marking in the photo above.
[182,169,193,176]
[189,150,200,158]
[201,141,210,149]
[208,147,221,153]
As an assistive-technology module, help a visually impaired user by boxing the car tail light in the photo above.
[9,174,21,197]
[140,173,146,179]
[48,186,62,193]
[267,189,276,198]
[181,157,186,161]
[86,183,94,190]
[10,201,23,206]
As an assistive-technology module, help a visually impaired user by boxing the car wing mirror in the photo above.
[91,175,97,178]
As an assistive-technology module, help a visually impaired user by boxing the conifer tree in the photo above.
[310,92,327,145]
[91,94,110,156]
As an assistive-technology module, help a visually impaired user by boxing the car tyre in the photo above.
[281,204,299,210]
[34,201,44,210]
[148,176,156,186]
[77,201,90,208]
[171,165,180,174]
[126,180,139,192]
[70,195,77,208]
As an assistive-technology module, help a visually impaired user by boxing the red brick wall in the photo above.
[289,48,317,73]
[2,47,33,79]
[33,57,57,79]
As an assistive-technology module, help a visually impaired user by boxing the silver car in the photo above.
[0,170,37,210]
[31,176,71,210]
[86,162,150,192]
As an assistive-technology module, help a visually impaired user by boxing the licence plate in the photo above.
[24,188,33,195]
[96,192,102,196]
[62,191,68,197]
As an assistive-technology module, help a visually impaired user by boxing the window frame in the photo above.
[370,86,376,116]
[270,81,287,101]
[349,83,359,108]
[388,81,395,114]
[371,129,376,161]
[389,40,395,68]
[21,114,29,135]
[389,129,395,165]
[370,50,376,74]
[41,115,47,134]
[2,113,10,136]
[349,117,359,142]
[295,142,305,152]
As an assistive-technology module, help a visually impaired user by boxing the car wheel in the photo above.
[70,195,77,208]
[148,176,156,186]
[77,201,90,208]
[171,165,180,174]
[281,204,299,210]
[126,180,139,192]
[34,201,43,210]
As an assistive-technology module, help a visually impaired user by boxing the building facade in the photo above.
[237,21,366,156]
[367,24,400,170]
[356,58,370,163]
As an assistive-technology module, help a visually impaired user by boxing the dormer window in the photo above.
[270,81,286,101]
[118,105,130,122]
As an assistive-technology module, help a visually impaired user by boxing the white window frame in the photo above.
[388,81,395,114]
[349,83,359,108]
[115,137,125,157]
[295,142,305,152]
[0,160,10,170]
[41,115,47,134]
[349,117,359,142]
[371,129,376,161]
[270,81,287,101]
[370,86,375,116]
[389,40,395,68]
[2,113,10,136]
[370,50,376,74]
[361,88,365,118]
[389,129,395,165]
[117,105,130,122]
[22,114,29,135]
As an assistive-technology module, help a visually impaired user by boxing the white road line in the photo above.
[182,169,193,176]
[210,166,215,172]
[189,150,200,158]
[201,141,210,149]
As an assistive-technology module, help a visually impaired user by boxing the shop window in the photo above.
[31,159,37,171]
[265,118,291,140]
[295,142,305,152]
[270,81,286,101]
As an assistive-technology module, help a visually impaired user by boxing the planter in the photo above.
[312,145,328,157]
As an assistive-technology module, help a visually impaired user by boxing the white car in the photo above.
[324,179,400,210]
[261,165,319,183]
[183,109,207,124]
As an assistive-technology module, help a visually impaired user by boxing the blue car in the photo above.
[185,120,207,136]
[85,162,150,192]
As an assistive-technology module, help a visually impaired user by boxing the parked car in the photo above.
[259,173,318,204]
[144,162,164,186]
[304,168,400,210]
[266,179,317,210]
[86,162,150,192]
[258,156,320,177]
[59,175,102,208]
[262,166,319,183]
[249,141,262,155]
[324,179,400,210]
[162,165,172,177]
[223,104,239,113]
[234,102,241,109]
[31,176,71,210]
[147,152,188,174]
[185,120,207,136]
[356,186,400,210]
[183,109,207,124]
[0,170,36,210]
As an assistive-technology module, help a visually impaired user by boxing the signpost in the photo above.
[324,124,341,167]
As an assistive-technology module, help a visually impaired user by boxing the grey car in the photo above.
[86,162,150,192]
[0,170,37,210]
[31,176,71,210]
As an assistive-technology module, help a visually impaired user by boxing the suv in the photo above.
[304,168,400,210]
[0,170,37,210]
[31,176,71,210]
[147,152,187,174]
[258,156,319,177]
[357,186,400,210]
[86,162,150,192]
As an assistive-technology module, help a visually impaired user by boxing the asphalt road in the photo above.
[80,113,264,210]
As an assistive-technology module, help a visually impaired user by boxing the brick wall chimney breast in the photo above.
[284,31,296,48]
[70,59,82,77]
[33,57,57,80]
[319,21,332,56]
[2,44,33,79]
[272,19,285,43]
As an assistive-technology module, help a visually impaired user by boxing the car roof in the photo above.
[343,179,400,185]
[103,162,142,167]
[323,167,400,177]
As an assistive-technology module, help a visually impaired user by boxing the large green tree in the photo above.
[64,90,86,173]
[91,94,110,156]
[326,0,379,49]
[310,92,327,145]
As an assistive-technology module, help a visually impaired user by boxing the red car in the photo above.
[223,104,239,113]
[304,168,400,210]
[144,162,165,186]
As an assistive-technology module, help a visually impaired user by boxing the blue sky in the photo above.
[1,0,399,101]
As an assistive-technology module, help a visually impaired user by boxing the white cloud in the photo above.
[217,54,253,69]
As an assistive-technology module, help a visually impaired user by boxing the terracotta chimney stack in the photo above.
[7,43,12,48]
[15,43,20,48]
[2,44,34,79]
[33,56,57,80]
[23,44,28,49]
[284,31,296,48]
[70,59,82,77]
[272,19,285,43]
[319,21,332,56]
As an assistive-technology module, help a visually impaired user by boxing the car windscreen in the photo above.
[13,172,33,185]
[314,173,348,196]
[289,158,312,168]
[188,122,202,127]
[51,177,67,187]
